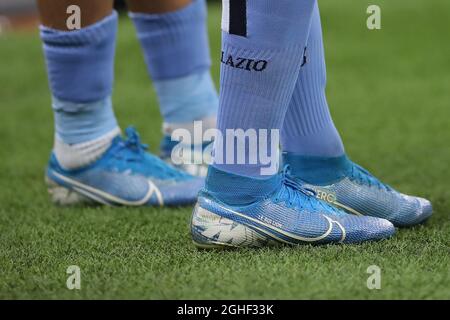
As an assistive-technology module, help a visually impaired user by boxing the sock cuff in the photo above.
[206,165,281,205]
[51,96,111,113]
[128,0,207,44]
[282,152,351,184]
[40,12,117,103]
[40,10,118,46]
[130,0,211,80]
[128,0,206,23]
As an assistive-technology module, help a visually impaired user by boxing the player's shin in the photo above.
[129,0,218,175]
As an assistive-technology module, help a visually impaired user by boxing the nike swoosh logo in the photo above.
[204,198,345,243]
[50,171,162,206]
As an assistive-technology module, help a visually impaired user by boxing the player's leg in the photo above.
[281,3,344,159]
[190,0,395,249]
[126,0,192,13]
[127,0,218,176]
[37,0,112,30]
[38,0,120,170]
[38,0,203,206]
[281,3,432,227]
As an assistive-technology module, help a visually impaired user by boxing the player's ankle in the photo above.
[282,152,351,185]
[53,127,120,170]
[204,166,280,206]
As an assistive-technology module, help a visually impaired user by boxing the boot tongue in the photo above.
[206,166,282,206]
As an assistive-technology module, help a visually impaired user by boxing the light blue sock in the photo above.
[40,12,119,144]
[282,153,352,185]
[52,97,118,144]
[213,0,317,177]
[281,4,345,157]
[130,0,218,124]
[153,70,218,123]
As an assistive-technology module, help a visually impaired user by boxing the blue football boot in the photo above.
[191,166,395,249]
[46,127,204,206]
[283,153,432,227]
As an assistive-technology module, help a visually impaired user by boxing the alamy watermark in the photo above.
[66,265,81,290]
[367,5,381,30]
[366,265,381,290]
[66,5,81,30]
[171,121,280,176]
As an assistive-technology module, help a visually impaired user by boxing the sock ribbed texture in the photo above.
[40,11,118,103]
[129,0,211,80]
[213,0,317,177]
[54,128,120,170]
[281,4,344,157]
[130,0,218,130]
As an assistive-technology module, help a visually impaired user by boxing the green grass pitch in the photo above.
[0,0,449,299]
